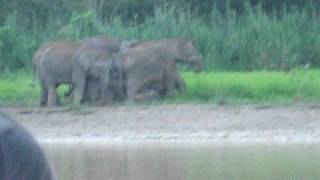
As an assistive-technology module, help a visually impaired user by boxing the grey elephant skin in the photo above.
[82,56,124,105]
[81,36,139,53]
[72,47,119,106]
[122,38,203,102]
[36,41,82,106]
[33,36,135,106]
[80,37,138,104]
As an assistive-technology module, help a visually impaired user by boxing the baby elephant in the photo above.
[72,47,122,105]
[82,59,124,104]
[0,112,54,180]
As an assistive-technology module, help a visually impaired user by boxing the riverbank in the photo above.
[2,104,320,143]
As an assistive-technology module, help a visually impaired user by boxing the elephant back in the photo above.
[81,36,122,53]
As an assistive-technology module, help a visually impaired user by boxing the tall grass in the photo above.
[1,4,320,71]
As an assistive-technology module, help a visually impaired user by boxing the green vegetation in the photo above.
[1,70,319,106]
[1,1,320,105]
[1,3,320,71]
[177,69,320,104]
[1,0,319,26]
[0,71,69,106]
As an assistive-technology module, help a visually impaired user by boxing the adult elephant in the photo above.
[34,36,138,106]
[80,36,138,53]
[36,41,82,106]
[122,38,203,102]
[31,42,51,87]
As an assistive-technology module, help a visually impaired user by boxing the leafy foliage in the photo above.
[0,26,37,71]
[0,2,320,71]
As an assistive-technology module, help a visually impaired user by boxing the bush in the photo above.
[1,3,320,72]
[58,11,103,40]
[0,26,37,71]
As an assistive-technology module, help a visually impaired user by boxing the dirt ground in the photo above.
[1,104,320,142]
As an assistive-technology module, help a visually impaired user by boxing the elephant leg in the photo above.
[39,79,48,107]
[72,57,90,105]
[73,80,86,105]
[111,85,124,102]
[128,78,161,102]
[163,68,176,98]
[83,80,94,103]
[72,67,87,105]
[134,90,160,102]
[97,74,110,106]
[109,70,125,102]
[127,77,141,102]
[105,89,115,102]
[166,77,176,97]
[84,78,101,104]
[174,73,186,94]
[47,84,58,107]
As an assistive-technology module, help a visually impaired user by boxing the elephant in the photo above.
[33,36,139,106]
[82,56,124,104]
[37,41,82,106]
[121,38,203,102]
[80,36,139,53]
[72,47,120,106]
[79,36,138,104]
[0,112,54,180]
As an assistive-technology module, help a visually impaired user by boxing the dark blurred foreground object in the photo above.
[0,112,54,180]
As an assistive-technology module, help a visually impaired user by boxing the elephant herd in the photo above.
[32,36,203,107]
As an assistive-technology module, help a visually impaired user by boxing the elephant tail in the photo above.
[30,45,52,88]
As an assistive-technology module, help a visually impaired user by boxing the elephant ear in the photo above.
[75,51,93,72]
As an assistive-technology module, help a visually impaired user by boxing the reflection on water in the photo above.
[40,139,320,180]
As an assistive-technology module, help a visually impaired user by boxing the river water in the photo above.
[40,139,320,180]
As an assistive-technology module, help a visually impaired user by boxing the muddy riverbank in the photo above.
[1,104,320,142]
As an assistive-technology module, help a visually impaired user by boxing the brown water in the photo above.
[41,139,320,180]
